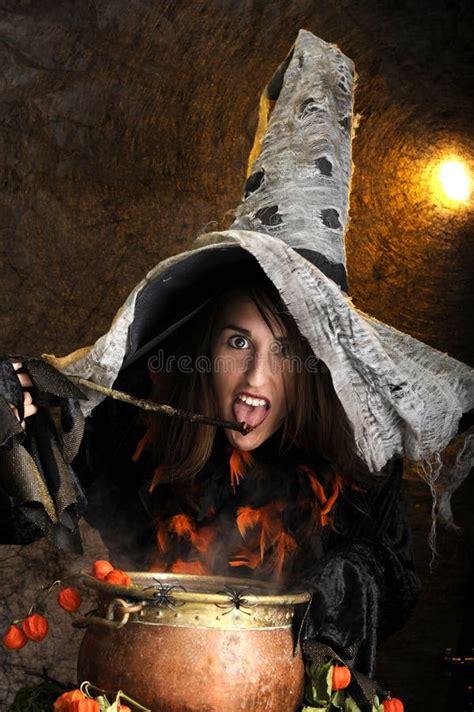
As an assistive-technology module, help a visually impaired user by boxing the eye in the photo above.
[228,335,250,350]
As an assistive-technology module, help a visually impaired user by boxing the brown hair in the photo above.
[142,274,372,486]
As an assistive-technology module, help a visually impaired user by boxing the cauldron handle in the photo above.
[72,598,143,630]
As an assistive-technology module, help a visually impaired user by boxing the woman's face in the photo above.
[211,294,291,451]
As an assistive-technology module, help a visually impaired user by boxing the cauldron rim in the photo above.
[80,571,311,607]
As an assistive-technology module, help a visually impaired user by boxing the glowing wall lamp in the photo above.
[433,158,471,206]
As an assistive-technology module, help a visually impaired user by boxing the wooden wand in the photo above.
[68,376,253,435]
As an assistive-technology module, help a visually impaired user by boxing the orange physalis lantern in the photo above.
[92,559,113,580]
[58,587,82,612]
[331,664,351,690]
[2,624,28,650]
[383,695,404,711]
[53,689,86,710]
[22,614,49,642]
[70,698,101,712]
[104,569,132,586]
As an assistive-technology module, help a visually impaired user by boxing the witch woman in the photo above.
[1,30,473,709]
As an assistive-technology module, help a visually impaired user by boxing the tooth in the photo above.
[238,395,269,407]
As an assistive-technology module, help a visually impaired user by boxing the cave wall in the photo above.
[1,1,473,709]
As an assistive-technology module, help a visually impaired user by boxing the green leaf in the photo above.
[7,680,67,712]
[95,695,112,711]
[105,692,122,712]
[308,661,333,703]
[371,695,384,712]
[301,707,329,712]
[325,663,334,696]
[330,690,347,709]
[343,696,362,712]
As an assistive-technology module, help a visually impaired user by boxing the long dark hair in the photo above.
[137,271,374,489]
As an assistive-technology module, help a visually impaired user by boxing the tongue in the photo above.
[233,400,269,429]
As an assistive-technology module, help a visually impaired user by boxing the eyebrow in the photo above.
[220,323,251,336]
[220,324,287,341]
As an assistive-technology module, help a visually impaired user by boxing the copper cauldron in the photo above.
[75,572,311,712]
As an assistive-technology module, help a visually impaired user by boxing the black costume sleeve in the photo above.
[0,354,155,560]
[0,357,87,551]
[301,457,420,679]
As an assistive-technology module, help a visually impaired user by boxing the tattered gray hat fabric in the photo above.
[43,30,472,533]
[233,29,354,290]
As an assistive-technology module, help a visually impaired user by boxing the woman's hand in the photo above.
[10,361,38,429]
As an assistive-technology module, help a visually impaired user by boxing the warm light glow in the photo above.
[437,160,471,202]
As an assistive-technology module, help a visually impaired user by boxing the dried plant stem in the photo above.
[3,662,69,688]
[69,376,253,435]
[81,681,151,711]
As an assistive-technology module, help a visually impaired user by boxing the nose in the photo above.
[244,349,272,388]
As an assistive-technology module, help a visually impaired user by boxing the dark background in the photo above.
[1,1,473,709]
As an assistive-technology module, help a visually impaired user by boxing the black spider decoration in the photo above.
[143,578,187,610]
[215,586,258,616]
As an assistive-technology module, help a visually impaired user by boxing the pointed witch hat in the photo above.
[232,29,354,292]
[46,30,473,531]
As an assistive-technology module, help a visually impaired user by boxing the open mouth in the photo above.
[232,393,271,429]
